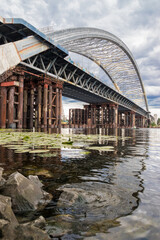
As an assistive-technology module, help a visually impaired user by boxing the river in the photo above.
[0,128,160,239]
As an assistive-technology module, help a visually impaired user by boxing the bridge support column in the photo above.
[59,88,62,131]
[43,83,48,130]
[109,104,118,128]
[37,84,42,129]
[69,109,72,128]
[8,86,15,128]
[18,74,24,129]
[125,112,129,127]
[142,117,145,128]
[23,88,28,129]
[108,105,112,127]
[29,87,34,130]
[0,87,7,128]
[131,111,135,128]
[114,105,118,127]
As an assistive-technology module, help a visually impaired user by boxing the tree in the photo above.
[157,118,160,125]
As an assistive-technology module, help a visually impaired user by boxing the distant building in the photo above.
[154,114,158,124]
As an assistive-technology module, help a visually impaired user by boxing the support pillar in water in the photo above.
[37,84,42,129]
[59,87,62,130]
[0,87,7,128]
[43,83,48,130]
[8,86,15,128]
[23,87,28,129]
[18,74,24,129]
[29,86,34,129]
[55,87,59,128]
[131,111,135,128]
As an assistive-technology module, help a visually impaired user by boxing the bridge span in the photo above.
[0,17,149,130]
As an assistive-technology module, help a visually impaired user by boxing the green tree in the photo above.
[157,118,160,125]
[151,122,156,127]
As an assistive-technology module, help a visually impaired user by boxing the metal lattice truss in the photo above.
[0,17,149,117]
[21,51,147,117]
[45,28,148,111]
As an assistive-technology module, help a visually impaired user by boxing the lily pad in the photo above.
[29,149,50,154]
[15,149,30,153]
[86,146,115,151]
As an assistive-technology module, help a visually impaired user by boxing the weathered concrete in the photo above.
[0,43,20,75]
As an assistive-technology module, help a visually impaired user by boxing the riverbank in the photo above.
[0,168,52,239]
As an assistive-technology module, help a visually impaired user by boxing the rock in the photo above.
[57,182,137,220]
[0,195,18,240]
[15,224,51,240]
[0,168,3,181]
[0,195,18,226]
[0,168,5,190]
[25,216,46,230]
[0,178,6,191]
[28,175,44,188]
[3,172,52,212]
[0,219,11,240]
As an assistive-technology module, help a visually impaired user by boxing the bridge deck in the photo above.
[0,16,149,129]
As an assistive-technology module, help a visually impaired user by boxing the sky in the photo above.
[1,0,160,118]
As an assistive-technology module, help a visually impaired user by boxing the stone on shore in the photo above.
[0,168,6,190]
[24,215,46,230]
[0,195,18,239]
[0,195,18,226]
[0,167,3,180]
[15,224,51,240]
[2,172,52,212]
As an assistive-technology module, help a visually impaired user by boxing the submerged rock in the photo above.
[57,182,137,220]
[24,215,46,230]
[2,172,52,212]
[15,224,51,240]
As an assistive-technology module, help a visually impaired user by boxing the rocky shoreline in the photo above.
[0,166,140,239]
[0,167,52,240]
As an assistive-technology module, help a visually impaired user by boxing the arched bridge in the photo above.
[0,17,149,130]
[46,27,148,112]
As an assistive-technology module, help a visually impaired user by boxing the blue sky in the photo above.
[1,0,160,117]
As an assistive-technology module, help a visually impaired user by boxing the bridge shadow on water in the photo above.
[0,128,149,239]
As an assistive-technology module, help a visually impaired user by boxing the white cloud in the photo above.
[145,86,160,96]
[0,0,160,113]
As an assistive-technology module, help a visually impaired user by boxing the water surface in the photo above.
[0,128,160,239]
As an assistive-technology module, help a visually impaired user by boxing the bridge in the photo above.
[0,16,149,130]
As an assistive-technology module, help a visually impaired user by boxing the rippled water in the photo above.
[0,128,160,239]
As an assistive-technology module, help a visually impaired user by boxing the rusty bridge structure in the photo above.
[0,16,149,131]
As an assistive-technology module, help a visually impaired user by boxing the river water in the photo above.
[0,128,160,239]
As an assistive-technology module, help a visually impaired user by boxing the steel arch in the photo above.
[45,27,148,111]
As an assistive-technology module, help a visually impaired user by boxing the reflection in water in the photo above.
[0,128,159,239]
